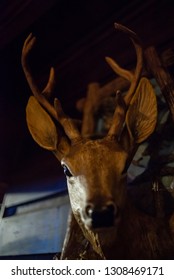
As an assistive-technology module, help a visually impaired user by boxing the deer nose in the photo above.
[85,202,117,228]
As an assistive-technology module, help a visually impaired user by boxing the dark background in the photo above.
[0,0,174,199]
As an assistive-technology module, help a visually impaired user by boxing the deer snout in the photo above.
[85,201,117,229]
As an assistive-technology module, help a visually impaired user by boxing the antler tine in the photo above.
[107,23,143,139]
[107,90,126,139]
[42,67,56,98]
[114,23,143,106]
[105,56,134,82]
[22,33,81,142]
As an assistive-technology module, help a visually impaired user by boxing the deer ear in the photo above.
[26,96,70,160]
[125,77,157,146]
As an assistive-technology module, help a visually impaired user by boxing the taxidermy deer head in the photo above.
[22,23,160,259]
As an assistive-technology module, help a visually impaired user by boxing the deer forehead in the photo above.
[61,139,128,176]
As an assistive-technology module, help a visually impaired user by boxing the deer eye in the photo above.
[62,164,73,177]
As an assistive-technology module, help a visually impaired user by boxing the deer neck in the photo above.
[102,199,174,259]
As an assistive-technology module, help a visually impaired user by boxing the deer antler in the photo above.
[106,23,143,139]
[21,33,81,142]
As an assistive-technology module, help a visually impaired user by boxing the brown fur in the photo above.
[22,24,174,260]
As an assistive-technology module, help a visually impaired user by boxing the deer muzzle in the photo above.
[84,201,118,229]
